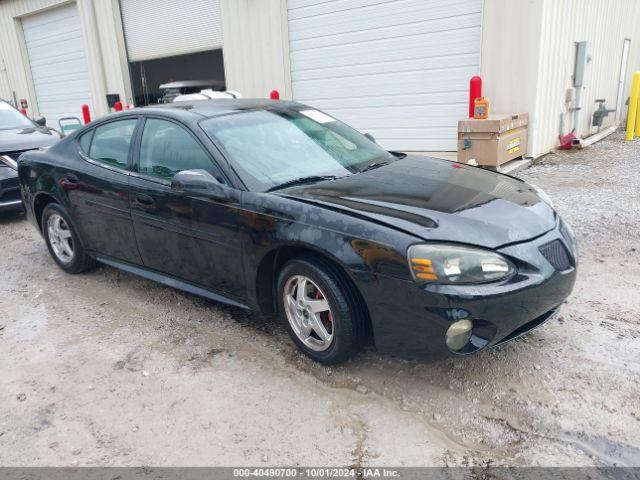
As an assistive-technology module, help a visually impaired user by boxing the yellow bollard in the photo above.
[636,88,640,137]
[627,71,640,140]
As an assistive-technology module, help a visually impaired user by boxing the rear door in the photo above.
[128,117,245,298]
[69,118,142,264]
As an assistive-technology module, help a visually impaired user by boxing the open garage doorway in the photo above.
[129,49,225,106]
[119,0,224,106]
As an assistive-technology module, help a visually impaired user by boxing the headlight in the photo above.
[408,244,515,284]
[529,183,554,208]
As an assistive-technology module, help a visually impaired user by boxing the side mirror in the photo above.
[171,169,230,201]
[58,117,83,136]
[33,116,46,127]
[364,132,376,143]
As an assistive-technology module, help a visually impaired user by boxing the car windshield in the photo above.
[0,101,34,130]
[200,108,394,192]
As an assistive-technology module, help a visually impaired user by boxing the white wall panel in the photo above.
[531,0,640,157]
[22,3,92,126]
[0,0,132,120]
[220,0,292,99]
[482,0,640,158]
[287,0,483,151]
[120,0,222,62]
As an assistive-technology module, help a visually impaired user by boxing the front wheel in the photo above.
[42,203,95,273]
[277,257,367,364]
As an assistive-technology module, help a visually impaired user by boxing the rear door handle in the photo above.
[135,193,155,206]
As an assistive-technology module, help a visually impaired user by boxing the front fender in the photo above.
[240,191,418,307]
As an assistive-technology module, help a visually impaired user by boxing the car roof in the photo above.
[85,99,307,128]
[143,99,304,119]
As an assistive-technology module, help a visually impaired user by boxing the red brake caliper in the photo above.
[314,290,333,332]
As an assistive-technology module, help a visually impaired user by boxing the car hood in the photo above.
[279,155,556,249]
[0,127,60,153]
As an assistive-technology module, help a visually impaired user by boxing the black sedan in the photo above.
[1,100,61,212]
[18,100,577,364]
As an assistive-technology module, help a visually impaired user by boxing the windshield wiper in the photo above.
[266,175,342,193]
[359,161,389,173]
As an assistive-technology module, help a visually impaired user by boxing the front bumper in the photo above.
[357,224,577,361]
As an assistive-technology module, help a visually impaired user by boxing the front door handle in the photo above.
[63,173,79,184]
[135,193,155,206]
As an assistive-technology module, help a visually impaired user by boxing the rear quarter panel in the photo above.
[18,136,81,227]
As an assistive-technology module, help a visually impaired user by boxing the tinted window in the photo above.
[139,119,215,180]
[89,119,137,169]
[79,130,93,153]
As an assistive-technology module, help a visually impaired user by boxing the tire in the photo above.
[42,203,95,274]
[276,257,367,364]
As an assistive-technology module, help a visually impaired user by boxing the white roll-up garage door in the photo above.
[287,0,483,151]
[22,3,92,128]
[120,0,223,62]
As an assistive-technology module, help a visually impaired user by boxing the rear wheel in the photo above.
[42,203,95,273]
[277,257,366,364]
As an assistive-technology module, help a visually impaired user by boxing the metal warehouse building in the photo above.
[1,0,639,158]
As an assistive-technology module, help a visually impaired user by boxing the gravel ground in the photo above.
[0,130,639,467]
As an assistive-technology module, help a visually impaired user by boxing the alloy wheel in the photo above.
[283,275,334,352]
[47,213,74,264]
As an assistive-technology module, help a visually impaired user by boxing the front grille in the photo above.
[539,240,572,271]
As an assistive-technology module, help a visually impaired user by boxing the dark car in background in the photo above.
[1,100,61,212]
[18,100,577,364]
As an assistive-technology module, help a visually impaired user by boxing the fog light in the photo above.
[446,319,473,351]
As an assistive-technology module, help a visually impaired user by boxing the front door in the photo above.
[128,117,245,299]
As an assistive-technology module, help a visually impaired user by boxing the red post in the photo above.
[114,101,123,111]
[269,90,280,100]
[81,104,91,124]
[469,76,482,118]
[19,108,27,116]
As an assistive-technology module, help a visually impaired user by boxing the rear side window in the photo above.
[89,119,137,169]
[79,130,93,153]
[138,118,217,180]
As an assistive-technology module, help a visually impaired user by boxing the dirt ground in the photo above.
[1,131,639,467]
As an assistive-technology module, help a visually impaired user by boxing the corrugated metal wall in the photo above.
[0,0,64,104]
[2,0,639,157]
[286,0,483,152]
[531,0,640,157]
[220,0,292,99]
[120,0,223,62]
[0,0,130,117]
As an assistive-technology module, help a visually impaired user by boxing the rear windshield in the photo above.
[200,108,393,192]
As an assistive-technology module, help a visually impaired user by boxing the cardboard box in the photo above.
[457,113,529,166]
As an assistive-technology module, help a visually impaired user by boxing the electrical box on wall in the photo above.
[574,41,591,87]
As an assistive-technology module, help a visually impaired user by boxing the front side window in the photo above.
[89,119,137,169]
[200,108,394,192]
[138,119,215,180]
